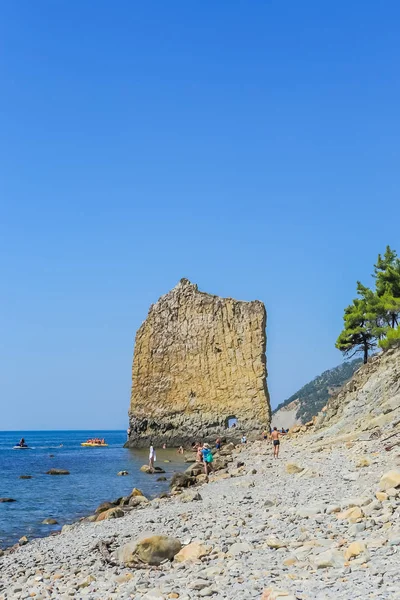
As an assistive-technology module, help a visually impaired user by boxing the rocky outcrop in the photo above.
[315,347,400,440]
[126,279,270,447]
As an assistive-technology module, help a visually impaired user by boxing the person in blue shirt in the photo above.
[201,443,214,475]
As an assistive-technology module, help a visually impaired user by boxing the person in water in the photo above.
[149,442,156,472]
[177,445,184,454]
[201,443,213,475]
[271,427,281,458]
[18,438,26,447]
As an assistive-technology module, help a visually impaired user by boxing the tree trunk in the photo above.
[363,344,368,364]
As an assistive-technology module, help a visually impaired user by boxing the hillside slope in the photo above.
[272,358,362,428]
[315,346,400,441]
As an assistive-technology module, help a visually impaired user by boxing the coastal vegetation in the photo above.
[272,358,362,424]
[336,246,400,363]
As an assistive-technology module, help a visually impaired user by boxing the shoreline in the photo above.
[1,431,400,599]
[0,436,186,553]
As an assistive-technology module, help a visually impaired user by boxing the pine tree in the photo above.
[374,246,400,328]
[336,282,377,364]
[379,325,400,350]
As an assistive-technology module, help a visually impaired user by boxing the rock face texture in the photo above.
[315,347,400,440]
[126,279,270,447]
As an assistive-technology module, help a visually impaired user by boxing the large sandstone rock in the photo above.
[174,541,211,563]
[126,279,270,447]
[379,470,400,491]
[117,535,182,566]
[96,507,124,521]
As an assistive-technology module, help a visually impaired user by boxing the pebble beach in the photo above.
[1,431,400,600]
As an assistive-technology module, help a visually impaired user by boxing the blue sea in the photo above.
[0,430,185,549]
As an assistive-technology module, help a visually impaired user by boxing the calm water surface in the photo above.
[0,430,185,549]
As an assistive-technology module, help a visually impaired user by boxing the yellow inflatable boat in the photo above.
[81,442,108,447]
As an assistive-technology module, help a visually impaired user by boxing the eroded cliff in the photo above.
[126,279,270,447]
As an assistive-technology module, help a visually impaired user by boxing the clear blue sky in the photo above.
[1,2,399,430]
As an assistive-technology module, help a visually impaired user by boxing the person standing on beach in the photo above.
[149,442,156,472]
[271,427,281,459]
[201,443,213,475]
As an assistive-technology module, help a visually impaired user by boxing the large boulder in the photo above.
[184,453,196,463]
[42,518,58,525]
[46,469,70,475]
[219,443,235,456]
[130,488,145,497]
[129,495,149,508]
[96,507,124,522]
[185,463,204,477]
[117,535,182,566]
[95,501,116,514]
[212,456,228,471]
[140,465,166,474]
[170,472,195,489]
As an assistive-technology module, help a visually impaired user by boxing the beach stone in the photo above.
[96,507,124,521]
[212,456,228,471]
[130,488,145,497]
[157,476,168,481]
[117,535,182,566]
[46,469,70,475]
[180,491,202,503]
[185,463,204,476]
[356,457,371,468]
[189,579,210,590]
[195,474,209,484]
[0,498,16,502]
[175,542,211,563]
[42,518,58,525]
[314,549,345,569]
[266,537,286,549]
[95,501,116,514]
[19,536,29,545]
[219,443,235,455]
[344,541,368,561]
[227,541,253,556]
[129,495,149,507]
[117,471,129,476]
[297,503,326,517]
[170,472,194,489]
[376,492,388,502]
[77,575,96,589]
[285,463,304,474]
[337,507,363,522]
[379,470,400,491]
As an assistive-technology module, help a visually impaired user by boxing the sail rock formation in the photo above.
[126,279,270,447]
